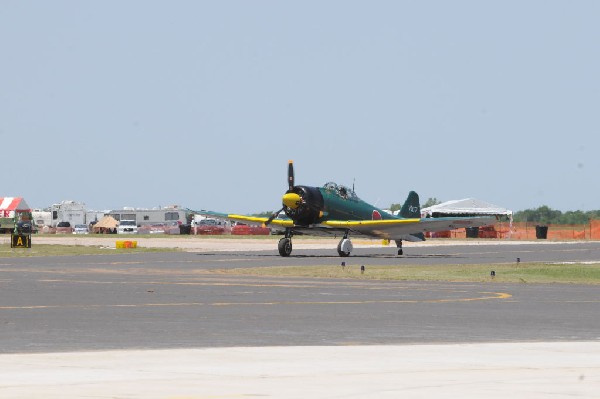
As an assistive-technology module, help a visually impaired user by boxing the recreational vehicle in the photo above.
[50,201,87,228]
[108,207,189,227]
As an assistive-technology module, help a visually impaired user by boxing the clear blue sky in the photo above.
[2,1,599,213]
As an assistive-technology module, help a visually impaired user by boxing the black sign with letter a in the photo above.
[11,234,31,248]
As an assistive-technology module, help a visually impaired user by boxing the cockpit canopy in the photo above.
[322,182,359,200]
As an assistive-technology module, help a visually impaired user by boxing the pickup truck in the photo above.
[117,220,138,234]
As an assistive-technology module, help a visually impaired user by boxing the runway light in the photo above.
[341,261,346,270]
[490,270,496,278]
[361,265,365,274]
[517,257,521,264]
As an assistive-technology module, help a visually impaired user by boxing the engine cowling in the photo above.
[283,186,324,226]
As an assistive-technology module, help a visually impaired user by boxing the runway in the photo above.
[1,241,599,397]
[1,242,600,352]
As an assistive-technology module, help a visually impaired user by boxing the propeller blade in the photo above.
[288,160,294,191]
[265,161,296,227]
[263,206,285,227]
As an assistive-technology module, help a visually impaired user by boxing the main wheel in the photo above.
[278,237,292,257]
[395,239,403,256]
[337,238,352,257]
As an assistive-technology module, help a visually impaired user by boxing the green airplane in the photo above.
[197,161,496,257]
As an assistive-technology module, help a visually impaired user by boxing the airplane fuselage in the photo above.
[284,183,396,226]
[319,187,394,222]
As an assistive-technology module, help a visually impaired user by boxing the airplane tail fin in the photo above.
[400,191,421,218]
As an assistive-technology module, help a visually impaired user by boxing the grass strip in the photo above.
[224,262,600,284]
[0,244,178,257]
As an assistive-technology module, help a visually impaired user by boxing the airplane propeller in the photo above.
[263,160,322,227]
[263,160,298,227]
[264,207,284,226]
[288,160,294,191]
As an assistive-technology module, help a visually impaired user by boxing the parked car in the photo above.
[164,221,181,235]
[55,221,74,234]
[192,218,226,235]
[137,224,166,234]
[73,224,89,234]
[16,221,33,234]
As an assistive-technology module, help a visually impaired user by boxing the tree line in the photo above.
[512,206,600,225]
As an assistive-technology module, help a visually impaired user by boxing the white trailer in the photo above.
[50,200,87,227]
[108,206,188,226]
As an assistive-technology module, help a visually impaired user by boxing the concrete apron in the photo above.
[0,342,599,398]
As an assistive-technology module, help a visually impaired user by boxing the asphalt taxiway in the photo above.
[1,241,599,397]
[1,242,600,352]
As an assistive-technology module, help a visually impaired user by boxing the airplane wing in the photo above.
[193,210,294,227]
[194,210,495,241]
[322,216,497,241]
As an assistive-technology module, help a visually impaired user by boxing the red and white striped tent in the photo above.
[0,197,31,218]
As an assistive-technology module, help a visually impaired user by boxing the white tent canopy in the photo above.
[421,198,513,221]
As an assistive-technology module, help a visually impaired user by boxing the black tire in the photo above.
[278,238,292,257]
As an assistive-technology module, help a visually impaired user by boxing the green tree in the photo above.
[422,197,442,208]
[389,203,401,212]
[390,197,441,212]
[512,206,600,224]
[514,205,561,224]
[559,210,588,224]
[253,211,276,218]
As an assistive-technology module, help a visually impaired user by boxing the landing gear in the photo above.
[337,239,353,257]
[278,229,293,257]
[337,231,353,257]
[278,237,292,257]
[395,239,403,256]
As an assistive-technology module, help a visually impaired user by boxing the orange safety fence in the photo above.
[428,220,600,240]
